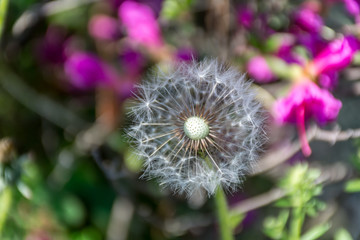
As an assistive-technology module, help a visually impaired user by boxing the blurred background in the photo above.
[1,0,360,239]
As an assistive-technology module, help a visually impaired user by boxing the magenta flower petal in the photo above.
[312,35,359,74]
[293,7,323,33]
[318,71,339,90]
[237,6,254,29]
[274,81,342,156]
[344,0,360,16]
[119,47,145,75]
[247,56,276,83]
[118,1,163,48]
[274,81,342,125]
[297,33,327,56]
[64,52,110,90]
[37,26,67,64]
[88,15,120,41]
[176,47,195,62]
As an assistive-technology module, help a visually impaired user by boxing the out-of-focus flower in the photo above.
[344,0,360,16]
[297,33,326,56]
[274,80,342,156]
[64,52,110,90]
[127,59,266,196]
[277,42,305,65]
[293,7,323,33]
[88,15,120,41]
[247,56,276,83]
[311,35,358,74]
[318,71,339,90]
[118,1,163,48]
[119,47,145,75]
[37,26,67,64]
[237,6,254,29]
[175,47,195,62]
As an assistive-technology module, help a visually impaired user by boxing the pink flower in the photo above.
[297,33,326,56]
[247,56,276,83]
[37,26,67,64]
[64,52,111,90]
[344,0,360,16]
[119,47,145,75]
[118,1,163,48]
[237,6,254,29]
[274,81,342,156]
[318,71,339,90]
[88,15,120,41]
[293,7,323,33]
[312,35,358,74]
[176,47,195,62]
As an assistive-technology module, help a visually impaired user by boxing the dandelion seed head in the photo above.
[183,117,209,140]
[127,59,266,196]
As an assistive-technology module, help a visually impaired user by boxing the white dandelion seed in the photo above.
[127,59,266,196]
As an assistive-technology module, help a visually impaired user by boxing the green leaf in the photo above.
[345,179,360,193]
[334,228,353,240]
[55,195,86,227]
[161,0,193,20]
[228,212,245,230]
[274,198,292,208]
[263,210,289,240]
[300,223,331,240]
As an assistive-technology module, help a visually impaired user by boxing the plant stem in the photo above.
[214,186,234,240]
[289,207,305,240]
[0,0,9,40]
[0,187,13,237]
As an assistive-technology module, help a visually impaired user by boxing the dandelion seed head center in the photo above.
[183,116,209,140]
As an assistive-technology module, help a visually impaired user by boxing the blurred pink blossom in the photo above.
[297,33,326,56]
[176,47,195,62]
[65,51,136,98]
[293,7,323,33]
[64,52,111,90]
[88,15,120,41]
[118,1,163,48]
[344,0,360,16]
[119,47,145,75]
[247,56,276,83]
[37,26,67,64]
[318,71,339,90]
[312,35,358,74]
[274,80,342,156]
[237,6,254,29]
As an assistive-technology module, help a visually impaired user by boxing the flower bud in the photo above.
[247,56,276,83]
[312,35,359,74]
[293,7,323,33]
[118,1,163,48]
[88,15,120,41]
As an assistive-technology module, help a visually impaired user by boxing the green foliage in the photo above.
[0,0,9,40]
[124,148,143,173]
[263,164,328,240]
[300,223,331,240]
[161,0,193,20]
[228,212,245,231]
[334,228,353,240]
[48,6,89,32]
[278,164,323,209]
[263,210,289,240]
[344,179,360,193]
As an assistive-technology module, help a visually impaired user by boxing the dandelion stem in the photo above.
[214,186,234,240]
